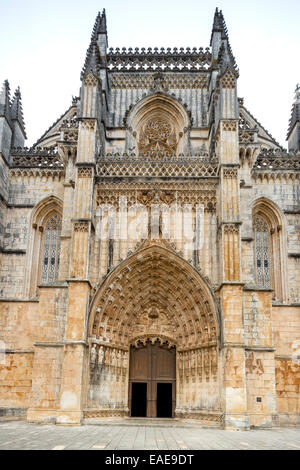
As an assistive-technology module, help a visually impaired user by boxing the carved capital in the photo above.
[224,224,239,234]
[74,222,89,233]
[223,168,238,178]
[78,167,93,178]
[222,120,237,132]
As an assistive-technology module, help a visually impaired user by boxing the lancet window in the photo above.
[41,213,62,283]
[253,215,271,288]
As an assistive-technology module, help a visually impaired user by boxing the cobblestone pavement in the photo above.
[0,420,300,450]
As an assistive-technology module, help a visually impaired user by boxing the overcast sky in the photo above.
[1,0,299,147]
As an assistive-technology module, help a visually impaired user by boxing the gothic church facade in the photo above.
[0,9,299,429]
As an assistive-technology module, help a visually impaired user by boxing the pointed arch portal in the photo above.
[87,243,222,419]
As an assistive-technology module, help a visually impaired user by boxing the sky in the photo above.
[0,0,299,147]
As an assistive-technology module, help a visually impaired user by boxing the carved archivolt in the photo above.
[87,244,221,417]
[89,244,219,350]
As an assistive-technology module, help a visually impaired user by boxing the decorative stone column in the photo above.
[56,71,101,425]
[215,69,250,430]
[56,164,95,425]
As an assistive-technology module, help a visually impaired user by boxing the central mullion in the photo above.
[147,342,157,418]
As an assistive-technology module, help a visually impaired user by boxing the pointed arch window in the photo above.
[253,215,271,288]
[252,199,287,302]
[26,197,63,298]
[41,213,62,283]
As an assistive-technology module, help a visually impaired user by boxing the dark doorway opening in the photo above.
[156,383,173,418]
[131,382,147,417]
[129,341,176,418]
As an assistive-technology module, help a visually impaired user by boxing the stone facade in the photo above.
[0,8,299,429]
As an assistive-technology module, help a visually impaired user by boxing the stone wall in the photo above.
[0,300,39,349]
[0,353,33,414]
[273,306,300,425]
[0,300,36,416]
[0,173,64,298]
[245,350,277,428]
[240,176,300,303]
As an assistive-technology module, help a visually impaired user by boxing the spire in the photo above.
[217,41,239,77]
[210,8,238,74]
[210,7,226,40]
[81,41,101,79]
[91,9,107,39]
[11,87,26,137]
[287,84,300,151]
[0,80,11,120]
[81,10,107,79]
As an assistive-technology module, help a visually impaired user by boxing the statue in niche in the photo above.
[98,345,105,365]
[178,353,183,370]
[211,348,217,377]
[116,349,121,368]
[204,348,210,377]
[90,344,97,365]
[122,351,128,369]
[111,349,116,366]
[191,350,196,369]
[105,348,110,367]
[197,350,202,380]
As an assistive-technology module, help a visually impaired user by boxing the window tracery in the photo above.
[41,213,62,283]
[138,118,177,157]
[25,197,63,298]
[252,199,287,302]
[253,215,271,288]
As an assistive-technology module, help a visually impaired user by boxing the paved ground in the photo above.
[0,420,299,450]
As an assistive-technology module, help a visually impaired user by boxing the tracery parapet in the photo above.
[107,47,211,71]
[11,147,64,168]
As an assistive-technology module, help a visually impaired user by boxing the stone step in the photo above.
[83,417,222,428]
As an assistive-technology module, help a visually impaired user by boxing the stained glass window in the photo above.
[41,213,62,283]
[253,215,271,288]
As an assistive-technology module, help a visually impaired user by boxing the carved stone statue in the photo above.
[90,344,97,364]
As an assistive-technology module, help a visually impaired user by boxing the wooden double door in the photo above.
[129,341,176,418]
